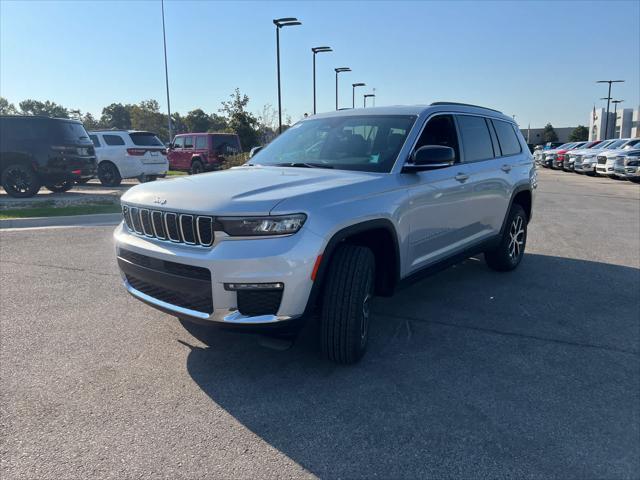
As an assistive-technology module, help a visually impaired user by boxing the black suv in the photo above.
[0,116,96,197]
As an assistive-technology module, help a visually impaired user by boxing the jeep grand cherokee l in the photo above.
[114,103,535,364]
[1,115,96,197]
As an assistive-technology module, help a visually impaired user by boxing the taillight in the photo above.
[127,148,146,156]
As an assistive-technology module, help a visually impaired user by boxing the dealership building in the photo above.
[589,106,639,140]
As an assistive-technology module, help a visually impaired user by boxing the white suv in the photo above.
[595,138,640,177]
[88,130,169,186]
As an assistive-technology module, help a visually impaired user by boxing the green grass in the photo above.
[0,203,121,219]
[166,170,186,176]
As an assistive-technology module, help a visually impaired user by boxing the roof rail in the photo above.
[430,102,502,114]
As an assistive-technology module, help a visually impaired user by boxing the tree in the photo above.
[185,108,211,133]
[542,123,558,142]
[130,99,168,141]
[101,103,132,129]
[208,113,228,132]
[82,112,101,130]
[0,97,18,115]
[19,99,69,118]
[219,88,259,150]
[569,125,589,142]
[170,112,187,136]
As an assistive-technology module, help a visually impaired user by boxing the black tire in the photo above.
[321,244,375,365]
[97,162,122,187]
[1,163,41,198]
[190,160,204,175]
[485,204,527,272]
[138,174,158,183]
[44,179,74,193]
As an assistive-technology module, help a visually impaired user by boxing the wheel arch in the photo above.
[499,185,532,237]
[302,219,401,317]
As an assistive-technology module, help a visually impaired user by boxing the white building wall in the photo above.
[615,108,633,138]
[589,108,616,140]
[631,108,640,138]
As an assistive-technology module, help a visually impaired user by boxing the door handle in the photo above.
[501,164,512,173]
[454,173,469,182]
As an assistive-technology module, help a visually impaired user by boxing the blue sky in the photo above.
[1,0,638,128]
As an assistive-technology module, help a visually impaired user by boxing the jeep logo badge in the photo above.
[153,197,167,205]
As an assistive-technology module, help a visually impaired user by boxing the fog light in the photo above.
[224,282,284,291]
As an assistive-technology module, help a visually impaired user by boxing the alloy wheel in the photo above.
[508,215,525,260]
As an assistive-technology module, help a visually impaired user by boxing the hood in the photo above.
[120,165,381,215]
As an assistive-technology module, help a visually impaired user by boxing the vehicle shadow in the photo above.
[179,253,640,478]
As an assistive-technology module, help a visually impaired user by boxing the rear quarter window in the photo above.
[492,120,522,156]
[89,135,101,147]
[103,134,126,146]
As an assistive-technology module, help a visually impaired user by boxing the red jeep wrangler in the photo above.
[168,133,242,174]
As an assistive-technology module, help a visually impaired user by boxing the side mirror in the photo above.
[402,145,455,172]
[249,145,263,158]
[167,143,174,150]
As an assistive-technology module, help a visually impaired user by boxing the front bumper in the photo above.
[113,222,324,325]
[575,162,596,173]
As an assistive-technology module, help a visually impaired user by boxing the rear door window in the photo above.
[492,119,522,156]
[129,132,164,146]
[456,115,494,162]
[103,134,125,146]
[195,136,208,149]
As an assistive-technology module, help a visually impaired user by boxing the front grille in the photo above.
[237,290,283,316]
[122,205,214,247]
[597,155,607,165]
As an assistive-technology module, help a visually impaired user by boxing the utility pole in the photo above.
[311,47,332,115]
[596,80,624,138]
[273,18,302,133]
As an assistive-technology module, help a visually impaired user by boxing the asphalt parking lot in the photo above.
[1,168,639,479]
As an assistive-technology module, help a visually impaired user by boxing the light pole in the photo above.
[274,17,301,134]
[596,80,624,138]
[311,47,332,115]
[334,67,351,110]
[161,0,172,143]
[363,94,375,108]
[352,83,365,108]
[612,99,624,137]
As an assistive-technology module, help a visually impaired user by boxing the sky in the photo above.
[1,0,639,128]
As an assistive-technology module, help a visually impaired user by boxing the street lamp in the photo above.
[312,46,332,115]
[363,93,375,108]
[274,17,302,134]
[612,99,624,137]
[352,83,365,108]
[161,0,172,142]
[596,80,624,138]
[334,67,351,110]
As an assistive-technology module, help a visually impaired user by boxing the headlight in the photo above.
[217,214,306,236]
[627,160,639,167]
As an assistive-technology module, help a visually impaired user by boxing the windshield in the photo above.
[250,115,417,172]
[605,139,626,149]
[622,139,640,150]
[129,132,164,146]
[56,121,90,143]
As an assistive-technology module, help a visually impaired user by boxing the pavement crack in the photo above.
[380,312,640,357]
[0,260,119,278]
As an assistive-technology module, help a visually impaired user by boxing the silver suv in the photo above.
[114,103,535,364]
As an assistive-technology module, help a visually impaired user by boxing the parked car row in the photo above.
[0,113,245,197]
[534,138,640,182]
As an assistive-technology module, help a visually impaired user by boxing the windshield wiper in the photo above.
[274,162,333,169]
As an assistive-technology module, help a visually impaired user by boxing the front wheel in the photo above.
[485,204,527,272]
[1,164,41,198]
[45,179,74,193]
[321,244,375,364]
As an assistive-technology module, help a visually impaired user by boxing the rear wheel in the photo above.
[321,244,375,364]
[485,204,527,272]
[1,164,41,198]
[97,162,122,187]
[44,179,74,193]
[190,160,204,175]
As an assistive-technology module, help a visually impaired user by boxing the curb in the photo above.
[0,213,122,230]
